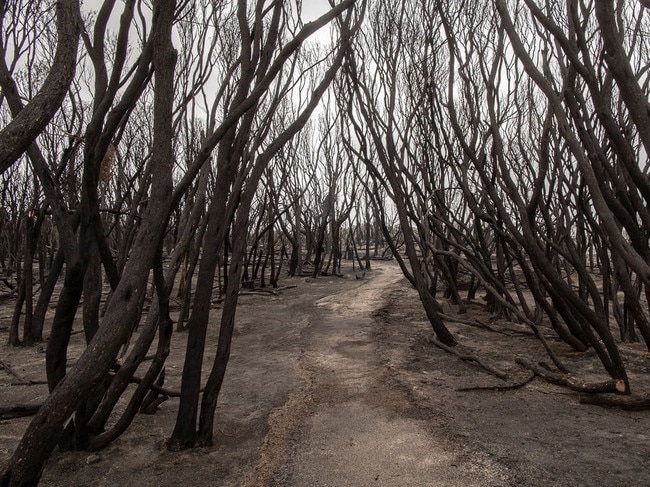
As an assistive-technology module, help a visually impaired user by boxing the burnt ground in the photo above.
[1,260,649,486]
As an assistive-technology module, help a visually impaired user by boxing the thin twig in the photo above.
[456,370,535,391]
[430,336,509,379]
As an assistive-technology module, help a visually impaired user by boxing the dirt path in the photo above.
[3,260,649,486]
[246,264,509,486]
[238,261,650,487]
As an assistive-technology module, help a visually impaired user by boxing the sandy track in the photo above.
[3,261,649,486]
[254,264,509,486]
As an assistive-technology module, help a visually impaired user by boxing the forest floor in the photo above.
[1,260,650,486]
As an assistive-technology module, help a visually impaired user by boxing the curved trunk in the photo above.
[0,1,176,482]
[0,0,81,173]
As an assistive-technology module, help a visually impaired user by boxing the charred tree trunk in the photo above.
[0,0,81,173]
[168,135,239,451]
[0,1,176,482]
[21,212,35,345]
[32,247,64,342]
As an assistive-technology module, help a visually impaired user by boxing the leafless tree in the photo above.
[340,2,457,345]
[3,0,649,483]
[0,0,81,173]
[336,0,648,395]
[169,0,363,451]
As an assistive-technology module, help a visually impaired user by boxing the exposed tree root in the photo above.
[130,374,183,397]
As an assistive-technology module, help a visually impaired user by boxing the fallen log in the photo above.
[239,284,297,297]
[240,289,279,297]
[0,404,41,419]
[276,285,297,291]
[457,370,536,392]
[10,380,48,386]
[515,357,624,394]
[140,368,168,414]
[439,313,497,332]
[130,374,181,397]
[128,374,203,398]
[1,360,30,385]
[579,394,650,411]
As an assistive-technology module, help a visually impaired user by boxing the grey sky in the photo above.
[80,1,337,44]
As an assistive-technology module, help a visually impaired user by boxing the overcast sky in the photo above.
[300,1,338,44]
[301,0,331,20]
[80,1,337,45]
